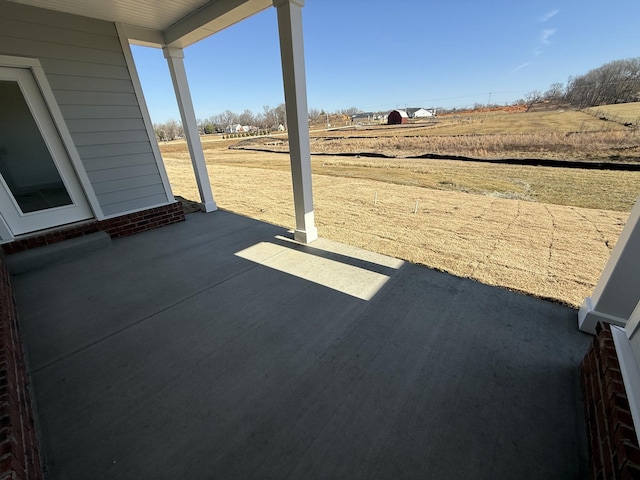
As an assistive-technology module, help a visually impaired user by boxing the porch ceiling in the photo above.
[6,0,273,47]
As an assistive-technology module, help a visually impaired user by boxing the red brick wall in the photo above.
[581,322,640,479]
[2,202,185,255]
[0,254,43,480]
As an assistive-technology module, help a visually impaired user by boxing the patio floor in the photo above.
[12,210,592,479]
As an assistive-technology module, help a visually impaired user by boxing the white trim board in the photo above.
[0,61,96,239]
[115,24,175,205]
[0,54,103,219]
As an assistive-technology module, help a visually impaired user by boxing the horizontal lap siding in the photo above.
[0,0,169,216]
[76,142,154,158]
[65,118,147,133]
[59,105,145,119]
[82,153,157,171]
[87,163,160,182]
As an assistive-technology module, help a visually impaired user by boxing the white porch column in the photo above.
[163,46,217,213]
[579,197,640,333]
[274,0,318,243]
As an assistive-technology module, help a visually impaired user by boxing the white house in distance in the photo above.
[413,108,436,118]
[405,107,436,118]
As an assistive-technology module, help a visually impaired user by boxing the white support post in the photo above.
[163,46,217,213]
[274,0,318,243]
[579,197,640,333]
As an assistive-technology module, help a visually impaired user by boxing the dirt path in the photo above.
[164,156,627,308]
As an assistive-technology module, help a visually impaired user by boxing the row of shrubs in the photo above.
[222,130,276,139]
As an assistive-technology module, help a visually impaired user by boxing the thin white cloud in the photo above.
[540,29,557,46]
[540,9,559,22]
[512,12,558,74]
[511,62,531,73]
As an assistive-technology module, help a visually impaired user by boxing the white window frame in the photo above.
[0,55,102,221]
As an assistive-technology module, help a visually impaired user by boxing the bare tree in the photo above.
[215,110,238,128]
[237,109,255,126]
[543,83,565,101]
[261,105,277,129]
[152,119,183,141]
[153,123,167,142]
[166,119,182,140]
[340,107,362,116]
[196,118,204,134]
[308,107,321,121]
[274,103,287,128]
[523,90,543,107]
[565,57,640,107]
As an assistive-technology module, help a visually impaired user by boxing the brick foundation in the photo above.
[581,322,640,479]
[0,253,43,480]
[2,202,185,255]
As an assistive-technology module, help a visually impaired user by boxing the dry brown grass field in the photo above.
[585,102,640,126]
[161,106,640,308]
[314,108,632,137]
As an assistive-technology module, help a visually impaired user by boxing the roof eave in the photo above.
[125,0,273,48]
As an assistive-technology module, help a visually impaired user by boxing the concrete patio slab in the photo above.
[12,210,592,479]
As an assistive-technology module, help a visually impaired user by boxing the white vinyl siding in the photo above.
[99,193,171,217]
[52,91,139,106]
[0,0,169,216]
[46,75,136,94]
[87,164,161,183]
[76,142,154,159]
[64,118,145,133]
[42,59,132,80]
[82,153,156,171]
[59,105,144,119]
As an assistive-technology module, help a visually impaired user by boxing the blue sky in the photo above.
[132,1,640,123]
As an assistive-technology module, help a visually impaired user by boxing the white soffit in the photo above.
[6,0,272,47]
[8,0,212,30]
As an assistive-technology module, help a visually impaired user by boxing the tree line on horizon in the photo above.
[521,57,640,108]
[153,57,640,141]
[154,104,361,141]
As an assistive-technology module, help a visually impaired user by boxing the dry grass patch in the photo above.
[312,109,627,138]
[585,102,640,126]
[237,128,640,162]
[200,151,640,211]
[161,145,630,308]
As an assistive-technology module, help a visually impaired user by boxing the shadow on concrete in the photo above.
[12,210,592,479]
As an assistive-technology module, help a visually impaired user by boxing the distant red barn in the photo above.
[388,109,409,125]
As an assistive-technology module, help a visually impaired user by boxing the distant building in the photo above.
[225,124,243,133]
[388,109,409,125]
[352,112,374,123]
[413,108,436,118]
[404,107,436,118]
